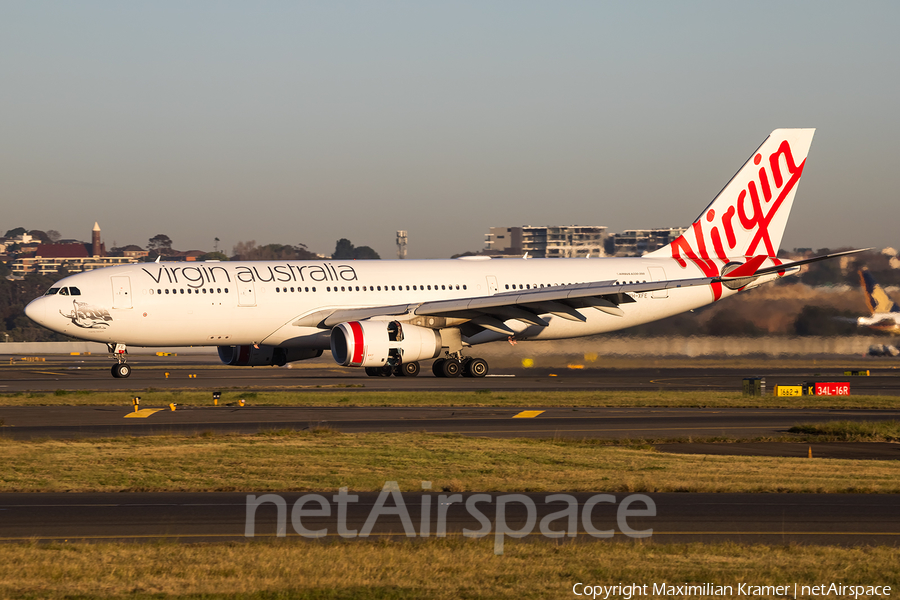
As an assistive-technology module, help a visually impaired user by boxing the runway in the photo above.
[1,492,897,546]
[2,354,899,548]
[3,405,900,448]
[2,353,900,394]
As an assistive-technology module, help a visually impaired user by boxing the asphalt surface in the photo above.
[2,354,899,547]
[3,405,900,449]
[1,492,897,546]
[2,353,900,394]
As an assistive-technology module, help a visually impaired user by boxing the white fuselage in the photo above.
[24,256,743,351]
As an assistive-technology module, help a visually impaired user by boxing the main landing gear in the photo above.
[107,343,131,378]
[432,356,489,378]
[364,361,421,377]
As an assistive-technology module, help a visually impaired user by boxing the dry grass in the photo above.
[0,539,897,599]
[2,389,899,409]
[789,420,900,441]
[1,431,898,494]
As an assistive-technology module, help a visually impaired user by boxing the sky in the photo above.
[2,2,899,259]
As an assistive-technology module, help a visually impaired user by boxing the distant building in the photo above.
[611,227,686,256]
[10,223,138,276]
[484,225,607,258]
[0,231,39,257]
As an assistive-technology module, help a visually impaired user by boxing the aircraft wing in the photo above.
[291,249,866,334]
[292,277,717,334]
[411,277,725,334]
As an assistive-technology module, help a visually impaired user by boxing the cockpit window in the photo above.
[58,288,69,296]
[45,288,60,296]
[69,287,81,296]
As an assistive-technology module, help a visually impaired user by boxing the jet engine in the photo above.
[217,345,323,367]
[330,320,442,367]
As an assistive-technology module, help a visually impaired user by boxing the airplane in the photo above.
[856,268,900,334]
[24,128,865,379]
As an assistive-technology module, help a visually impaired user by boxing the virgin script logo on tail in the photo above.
[668,139,805,300]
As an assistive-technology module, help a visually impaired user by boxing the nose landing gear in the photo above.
[107,343,131,378]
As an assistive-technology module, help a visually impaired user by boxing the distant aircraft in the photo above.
[25,129,863,379]
[857,269,900,335]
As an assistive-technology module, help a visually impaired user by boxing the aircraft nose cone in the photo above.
[24,298,46,325]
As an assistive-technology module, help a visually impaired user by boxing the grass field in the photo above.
[1,539,897,600]
[790,420,900,441]
[2,388,900,408]
[2,429,899,493]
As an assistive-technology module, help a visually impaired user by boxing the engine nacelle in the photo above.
[218,345,323,367]
[330,320,442,367]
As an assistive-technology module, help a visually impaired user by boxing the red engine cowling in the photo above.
[218,345,323,367]
[330,320,442,367]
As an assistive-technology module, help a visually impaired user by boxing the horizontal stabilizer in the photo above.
[720,255,769,279]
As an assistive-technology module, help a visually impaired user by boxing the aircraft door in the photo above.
[486,275,499,295]
[238,281,257,307]
[111,276,132,309]
[648,266,668,298]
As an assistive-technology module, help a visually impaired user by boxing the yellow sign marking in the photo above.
[512,410,545,419]
[775,385,803,397]
[124,409,163,419]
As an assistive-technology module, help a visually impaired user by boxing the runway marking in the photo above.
[429,425,784,436]
[124,409,164,419]
[1,530,897,542]
[512,410,545,419]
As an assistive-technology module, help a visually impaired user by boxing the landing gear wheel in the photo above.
[378,365,393,377]
[464,357,489,378]
[365,367,381,377]
[111,363,131,379]
[441,359,461,378]
[432,358,446,377]
[397,361,420,377]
